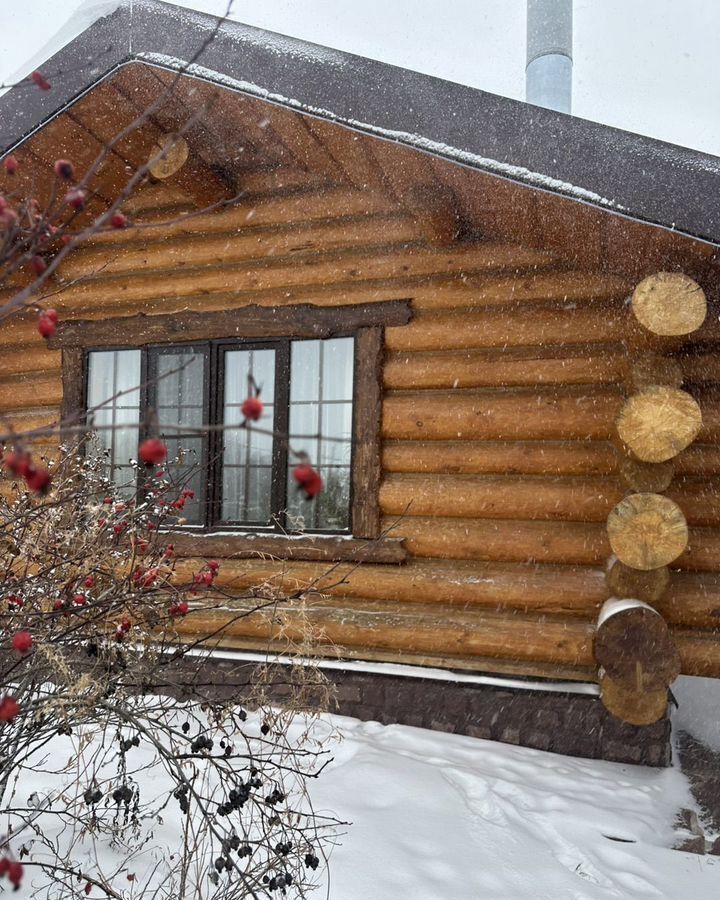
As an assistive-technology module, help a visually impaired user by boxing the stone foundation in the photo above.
[172,656,672,767]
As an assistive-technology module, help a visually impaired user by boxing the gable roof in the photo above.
[2,0,720,247]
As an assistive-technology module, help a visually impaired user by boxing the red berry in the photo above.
[53,600,64,611]
[0,858,9,875]
[11,631,32,654]
[170,601,189,617]
[73,594,87,606]
[6,595,23,610]
[53,159,74,180]
[65,188,86,210]
[139,438,167,466]
[119,618,132,633]
[208,559,219,572]
[3,156,17,175]
[84,575,95,588]
[0,207,18,230]
[30,254,47,276]
[110,212,127,229]
[30,70,51,90]
[4,451,30,477]
[37,311,57,338]
[293,463,323,500]
[7,860,22,888]
[0,696,20,721]
[24,464,52,494]
[241,395,263,421]
[164,544,174,557]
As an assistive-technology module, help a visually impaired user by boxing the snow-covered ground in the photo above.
[9,690,720,898]
[314,715,718,900]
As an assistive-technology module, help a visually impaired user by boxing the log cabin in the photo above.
[0,0,718,764]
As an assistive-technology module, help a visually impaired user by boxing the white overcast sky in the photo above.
[2,0,719,157]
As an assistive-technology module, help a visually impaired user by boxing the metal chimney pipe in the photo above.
[526,0,573,114]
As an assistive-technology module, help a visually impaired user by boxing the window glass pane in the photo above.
[290,339,320,402]
[322,337,354,402]
[155,348,206,428]
[161,437,205,526]
[286,337,354,531]
[221,348,275,524]
[86,350,141,493]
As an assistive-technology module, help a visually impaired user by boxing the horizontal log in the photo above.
[170,552,720,631]
[617,456,675,492]
[89,185,396,242]
[173,600,595,667]
[382,388,622,441]
[676,444,720,476]
[383,516,720,571]
[628,355,684,391]
[699,401,720,443]
[681,352,720,384]
[0,275,648,345]
[0,410,59,444]
[0,347,59,378]
[657,572,720,629]
[172,555,608,616]
[668,479,720,528]
[380,474,622,522]
[384,349,626,389]
[385,305,627,351]
[61,212,424,279]
[0,374,62,410]
[383,516,609,565]
[50,300,413,350]
[382,441,619,476]
[677,527,720,572]
[671,630,720,678]
[168,532,407,564]
[44,242,555,310]
[173,632,597,682]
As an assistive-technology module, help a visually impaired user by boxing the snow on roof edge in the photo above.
[137,51,625,212]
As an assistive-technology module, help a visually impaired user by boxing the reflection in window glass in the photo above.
[222,348,276,524]
[287,337,353,531]
[86,350,141,495]
[151,347,207,526]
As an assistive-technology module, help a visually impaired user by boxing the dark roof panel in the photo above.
[2,0,720,245]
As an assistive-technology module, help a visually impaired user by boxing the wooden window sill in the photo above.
[167,532,408,565]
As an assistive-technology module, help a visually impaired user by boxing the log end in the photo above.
[607,493,688,570]
[631,272,707,336]
[600,673,668,725]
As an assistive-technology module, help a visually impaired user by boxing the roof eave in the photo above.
[2,0,720,247]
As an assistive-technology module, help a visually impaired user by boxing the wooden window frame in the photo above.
[52,301,412,565]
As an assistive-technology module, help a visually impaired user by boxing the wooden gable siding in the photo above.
[0,77,719,681]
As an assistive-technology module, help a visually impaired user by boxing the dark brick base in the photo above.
[171,656,672,767]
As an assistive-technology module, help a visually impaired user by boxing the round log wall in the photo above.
[597,272,711,723]
[1,71,719,686]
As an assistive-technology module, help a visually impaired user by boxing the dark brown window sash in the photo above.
[58,301,412,565]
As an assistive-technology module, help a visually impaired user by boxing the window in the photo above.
[86,337,354,533]
[53,302,412,563]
